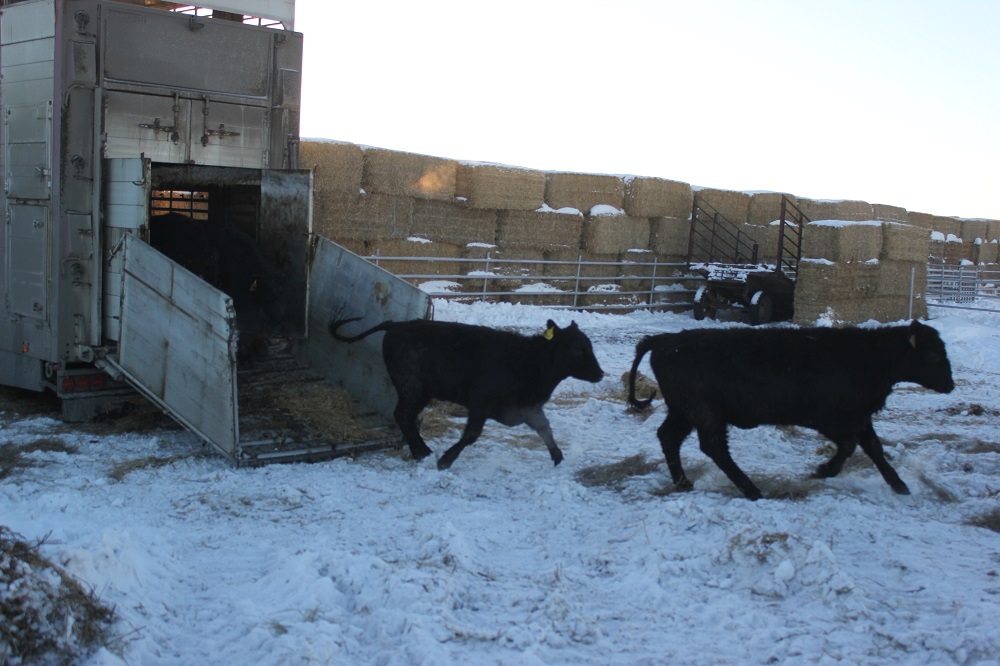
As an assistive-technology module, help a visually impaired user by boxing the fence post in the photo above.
[648,257,658,306]
[573,255,583,308]
[482,253,491,302]
[374,248,381,267]
[908,265,915,320]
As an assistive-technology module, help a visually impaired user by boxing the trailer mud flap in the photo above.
[106,234,240,461]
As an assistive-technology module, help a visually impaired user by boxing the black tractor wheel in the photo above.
[748,290,774,325]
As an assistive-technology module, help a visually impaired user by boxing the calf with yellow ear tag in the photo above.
[329,316,604,469]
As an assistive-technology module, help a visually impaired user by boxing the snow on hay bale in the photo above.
[409,199,497,246]
[748,192,798,226]
[908,212,962,239]
[582,206,651,255]
[361,147,457,201]
[299,140,364,194]
[694,188,750,225]
[960,219,991,244]
[881,222,930,263]
[455,162,546,211]
[622,176,693,219]
[544,172,625,213]
[802,220,883,262]
[496,206,584,252]
[313,192,411,241]
[872,203,909,223]
[649,216,690,261]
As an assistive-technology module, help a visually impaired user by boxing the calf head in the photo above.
[904,320,955,394]
[545,320,604,383]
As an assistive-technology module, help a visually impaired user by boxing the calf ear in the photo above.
[908,320,923,348]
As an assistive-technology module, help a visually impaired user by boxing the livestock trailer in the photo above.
[0,0,430,463]
[687,194,806,324]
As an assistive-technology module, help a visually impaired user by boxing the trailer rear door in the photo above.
[106,234,240,461]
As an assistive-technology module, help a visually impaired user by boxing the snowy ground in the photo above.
[2,300,999,665]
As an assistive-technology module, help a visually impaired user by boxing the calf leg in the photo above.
[522,409,563,466]
[657,413,694,491]
[437,413,487,470]
[857,421,910,495]
[812,434,857,479]
[394,398,433,461]
[697,422,762,501]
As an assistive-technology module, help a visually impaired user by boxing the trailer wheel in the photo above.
[749,290,773,325]
[693,286,712,321]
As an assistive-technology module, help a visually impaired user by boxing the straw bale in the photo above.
[798,198,873,222]
[908,212,962,238]
[362,147,457,201]
[876,260,926,297]
[970,241,999,265]
[622,176,693,218]
[582,211,651,255]
[802,221,882,262]
[880,222,930,263]
[741,223,781,264]
[366,238,463,278]
[932,241,973,264]
[544,172,625,213]
[313,191,410,241]
[872,203,909,224]
[748,192,798,226]
[694,188,750,226]
[960,219,990,244]
[649,216,690,261]
[987,220,1000,242]
[299,140,363,195]
[496,208,584,253]
[541,249,621,280]
[794,260,878,317]
[407,199,497,246]
[456,162,546,210]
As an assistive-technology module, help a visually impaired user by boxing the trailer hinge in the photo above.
[138,117,179,143]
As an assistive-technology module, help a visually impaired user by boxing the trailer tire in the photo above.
[748,290,773,326]
[693,286,712,321]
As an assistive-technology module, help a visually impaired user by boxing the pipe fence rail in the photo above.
[364,253,702,312]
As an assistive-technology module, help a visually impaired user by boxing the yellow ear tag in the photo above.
[544,327,555,340]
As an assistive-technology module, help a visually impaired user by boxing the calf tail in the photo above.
[328,317,393,343]
[627,336,658,412]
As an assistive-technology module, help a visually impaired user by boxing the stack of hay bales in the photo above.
[794,220,930,325]
[578,205,652,306]
[695,188,750,225]
[797,198,874,223]
[544,172,625,213]
[300,140,364,241]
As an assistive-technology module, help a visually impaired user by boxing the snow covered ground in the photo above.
[2,300,999,665]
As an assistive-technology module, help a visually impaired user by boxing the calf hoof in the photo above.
[550,450,564,467]
[436,456,455,471]
[674,478,694,492]
[892,481,912,495]
[410,447,433,462]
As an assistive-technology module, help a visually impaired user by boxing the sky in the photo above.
[293,1,1000,221]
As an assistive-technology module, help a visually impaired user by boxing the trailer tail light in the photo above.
[61,373,109,392]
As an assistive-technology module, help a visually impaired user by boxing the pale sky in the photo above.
[293,1,1000,220]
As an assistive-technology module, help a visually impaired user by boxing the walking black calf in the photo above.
[627,320,954,500]
[330,318,604,469]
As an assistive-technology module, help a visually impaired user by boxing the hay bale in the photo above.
[408,199,497,246]
[877,259,926,297]
[909,212,962,239]
[366,237,463,278]
[649,216,690,261]
[313,191,410,241]
[362,147,457,201]
[802,221,883,262]
[987,220,1000,242]
[794,260,880,325]
[872,203,909,223]
[622,176,693,218]
[880,222,930,263]
[798,198,874,222]
[960,219,990,244]
[545,172,625,213]
[748,192,798,226]
[694,188,750,226]
[496,207,584,252]
[582,208,651,255]
[742,223,782,263]
[455,162,546,210]
[299,140,363,195]
[971,241,999,265]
